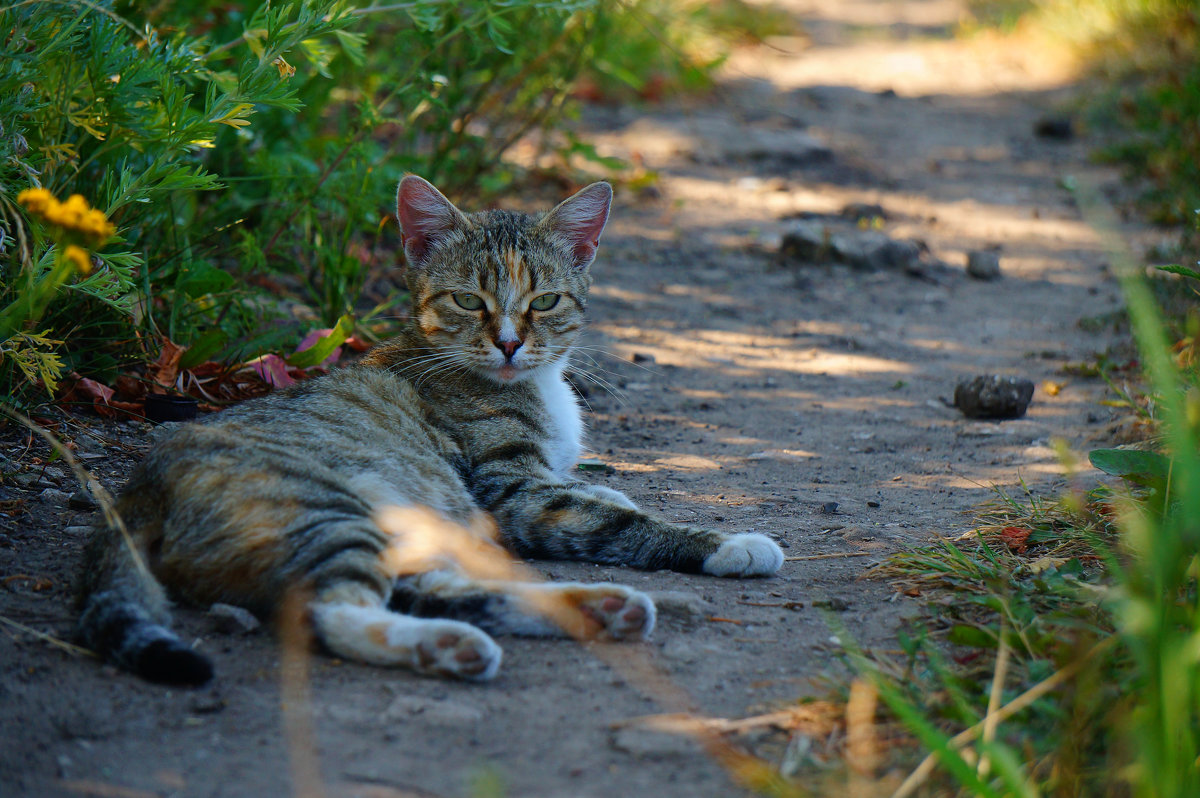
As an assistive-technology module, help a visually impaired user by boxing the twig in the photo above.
[0,404,148,578]
[977,625,1011,778]
[612,704,840,736]
[785,552,871,561]
[738,600,804,609]
[0,614,96,659]
[707,616,744,625]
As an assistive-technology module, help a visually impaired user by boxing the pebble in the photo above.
[207,603,262,635]
[953,375,1035,420]
[645,590,711,620]
[38,488,72,505]
[966,249,1002,280]
[812,597,850,611]
[1033,116,1074,140]
[840,202,887,222]
[69,490,98,510]
[819,501,839,514]
[780,221,922,272]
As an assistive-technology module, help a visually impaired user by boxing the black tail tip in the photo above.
[135,639,214,686]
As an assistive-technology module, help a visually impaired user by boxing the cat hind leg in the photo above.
[392,571,656,641]
[311,586,501,681]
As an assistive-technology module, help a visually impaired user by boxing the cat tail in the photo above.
[75,512,214,686]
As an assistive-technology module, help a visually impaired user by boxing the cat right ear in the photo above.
[396,175,468,267]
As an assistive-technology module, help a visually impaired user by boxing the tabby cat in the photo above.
[76,176,784,685]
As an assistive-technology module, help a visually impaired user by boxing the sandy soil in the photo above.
[1,2,1132,796]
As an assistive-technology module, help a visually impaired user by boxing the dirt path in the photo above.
[1,2,1127,796]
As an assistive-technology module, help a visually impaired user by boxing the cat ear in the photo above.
[539,182,613,270]
[396,175,468,267]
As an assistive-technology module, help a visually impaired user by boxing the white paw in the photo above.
[702,533,784,577]
[415,621,503,681]
[575,585,657,641]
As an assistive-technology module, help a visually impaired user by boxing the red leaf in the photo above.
[344,335,370,353]
[998,526,1032,553]
[247,354,296,388]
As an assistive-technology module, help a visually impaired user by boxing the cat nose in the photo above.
[495,339,523,361]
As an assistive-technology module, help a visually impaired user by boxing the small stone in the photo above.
[780,221,830,262]
[631,352,655,364]
[812,597,850,611]
[819,501,839,514]
[68,490,97,510]
[12,471,52,490]
[1033,116,1074,140]
[966,250,1001,280]
[38,488,72,505]
[867,500,880,508]
[840,202,887,222]
[208,603,261,635]
[645,590,711,620]
[954,375,1035,420]
[852,235,920,272]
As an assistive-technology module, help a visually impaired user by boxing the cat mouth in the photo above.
[496,364,519,381]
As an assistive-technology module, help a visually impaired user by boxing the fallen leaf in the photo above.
[246,354,296,388]
[1027,555,1069,574]
[149,340,186,391]
[998,525,1032,553]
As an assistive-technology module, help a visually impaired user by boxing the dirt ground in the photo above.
[1,1,1136,796]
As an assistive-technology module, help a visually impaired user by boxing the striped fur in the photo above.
[76,176,782,685]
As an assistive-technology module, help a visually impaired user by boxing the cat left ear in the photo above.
[396,175,468,268]
[539,182,613,270]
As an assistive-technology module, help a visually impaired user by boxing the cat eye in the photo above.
[452,292,485,311]
[529,293,560,311]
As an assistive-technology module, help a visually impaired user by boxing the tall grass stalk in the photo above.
[1076,174,1200,798]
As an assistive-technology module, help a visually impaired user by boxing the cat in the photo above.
[75,175,784,685]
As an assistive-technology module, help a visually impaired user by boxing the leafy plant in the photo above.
[1,0,761,407]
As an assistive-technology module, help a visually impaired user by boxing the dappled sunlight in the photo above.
[655,454,723,471]
[595,323,917,378]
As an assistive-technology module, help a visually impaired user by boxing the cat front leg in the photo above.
[478,475,784,577]
[702,534,787,577]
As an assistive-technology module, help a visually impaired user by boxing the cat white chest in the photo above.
[533,363,582,476]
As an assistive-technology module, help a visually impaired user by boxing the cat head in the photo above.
[396,175,612,384]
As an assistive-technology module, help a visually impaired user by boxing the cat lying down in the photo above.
[76,176,784,685]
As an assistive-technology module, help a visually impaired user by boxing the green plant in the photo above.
[1,0,757,407]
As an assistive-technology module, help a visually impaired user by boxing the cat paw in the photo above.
[703,533,784,578]
[415,622,502,681]
[579,585,656,640]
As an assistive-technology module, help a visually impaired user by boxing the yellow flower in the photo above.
[63,245,92,275]
[16,187,53,215]
[17,187,115,247]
